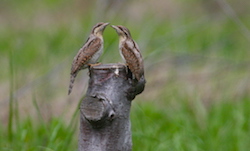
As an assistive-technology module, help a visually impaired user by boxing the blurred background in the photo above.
[1,0,250,150]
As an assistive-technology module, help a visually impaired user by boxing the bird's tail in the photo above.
[68,73,77,95]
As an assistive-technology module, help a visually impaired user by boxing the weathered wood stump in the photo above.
[79,63,145,151]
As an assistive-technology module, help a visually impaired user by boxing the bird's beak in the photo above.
[98,22,109,32]
[111,25,118,30]
[111,25,121,33]
[102,22,109,29]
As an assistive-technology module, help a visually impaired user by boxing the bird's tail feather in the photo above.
[68,73,77,95]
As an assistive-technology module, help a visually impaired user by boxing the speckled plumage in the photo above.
[111,25,144,81]
[68,22,109,95]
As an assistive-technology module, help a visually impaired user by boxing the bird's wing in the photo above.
[122,40,144,80]
[71,37,101,74]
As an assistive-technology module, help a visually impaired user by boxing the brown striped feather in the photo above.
[71,37,101,74]
[122,41,144,80]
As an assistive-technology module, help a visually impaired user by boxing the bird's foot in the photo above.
[89,62,102,67]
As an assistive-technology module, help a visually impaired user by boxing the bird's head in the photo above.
[92,22,109,37]
[111,25,132,40]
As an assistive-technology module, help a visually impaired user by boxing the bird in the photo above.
[111,25,144,81]
[68,22,109,95]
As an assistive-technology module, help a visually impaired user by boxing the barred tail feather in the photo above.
[68,73,77,95]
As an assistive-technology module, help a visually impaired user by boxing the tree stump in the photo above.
[79,63,145,151]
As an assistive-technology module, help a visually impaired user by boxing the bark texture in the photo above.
[79,63,145,151]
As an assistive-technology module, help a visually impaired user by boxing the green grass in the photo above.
[1,118,78,151]
[1,0,250,150]
[1,98,250,150]
[131,98,250,151]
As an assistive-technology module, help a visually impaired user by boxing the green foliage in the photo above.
[2,98,250,150]
[1,118,78,151]
[131,97,250,151]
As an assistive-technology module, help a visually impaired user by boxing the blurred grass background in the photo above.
[1,0,250,150]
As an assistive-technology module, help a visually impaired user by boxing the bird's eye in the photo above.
[118,27,128,36]
[124,31,128,36]
[95,24,102,28]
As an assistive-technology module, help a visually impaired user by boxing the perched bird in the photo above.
[111,25,144,81]
[68,22,109,95]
